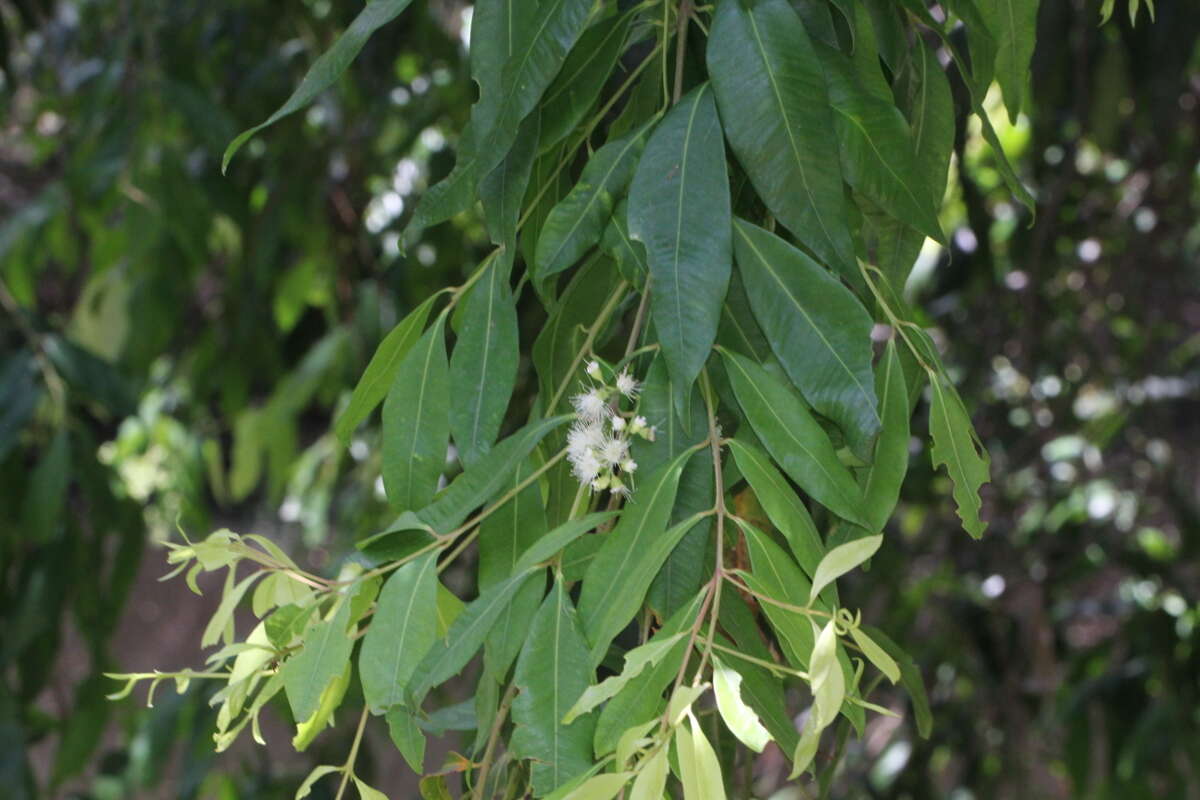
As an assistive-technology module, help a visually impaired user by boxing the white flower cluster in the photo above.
[568,363,655,495]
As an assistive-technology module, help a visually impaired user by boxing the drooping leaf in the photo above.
[732,217,880,458]
[861,339,910,531]
[707,0,856,279]
[600,198,647,287]
[809,620,846,729]
[386,706,427,773]
[449,258,520,466]
[222,0,416,171]
[628,83,731,393]
[628,746,668,800]
[928,371,990,538]
[334,292,440,444]
[679,713,727,800]
[647,449,713,621]
[719,349,869,527]
[848,626,900,684]
[861,625,932,737]
[539,12,634,151]
[281,601,354,725]
[981,0,1039,120]
[558,774,634,800]
[712,656,772,752]
[535,127,649,284]
[808,535,884,604]
[358,552,439,713]
[563,633,686,723]
[382,314,450,512]
[481,114,541,254]
[512,577,598,796]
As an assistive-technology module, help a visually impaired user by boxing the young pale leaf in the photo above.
[539,12,633,152]
[862,340,910,531]
[848,626,900,684]
[577,450,695,665]
[719,349,869,527]
[683,713,727,800]
[628,83,731,393]
[788,715,822,778]
[808,535,884,604]
[732,217,880,457]
[294,765,342,800]
[512,577,598,796]
[727,438,825,589]
[559,773,634,800]
[810,620,846,729]
[281,601,354,725]
[629,746,669,800]
[353,777,390,800]
[817,45,945,243]
[563,633,686,723]
[222,0,415,171]
[535,128,649,283]
[712,657,772,752]
[667,684,709,727]
[716,595,799,754]
[382,314,449,512]
[334,293,440,444]
[358,552,438,713]
[928,372,990,538]
[614,719,659,769]
[449,258,519,466]
[707,0,856,280]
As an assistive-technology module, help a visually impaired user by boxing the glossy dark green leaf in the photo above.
[449,259,519,466]
[334,292,440,444]
[0,351,39,460]
[719,348,869,528]
[943,0,997,95]
[535,128,648,283]
[539,12,633,151]
[716,269,772,363]
[600,198,647,287]
[222,0,416,171]
[382,314,449,512]
[817,45,945,243]
[647,450,713,621]
[359,552,439,713]
[707,0,855,279]
[904,42,956,220]
[928,371,990,538]
[281,601,354,724]
[628,83,731,393]
[737,520,814,669]
[512,577,597,795]
[733,218,880,458]
[481,113,541,254]
[862,340,910,531]
[727,438,825,588]
[577,449,695,665]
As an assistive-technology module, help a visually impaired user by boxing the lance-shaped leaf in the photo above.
[720,349,869,527]
[628,83,731,393]
[979,0,1039,121]
[732,218,880,459]
[678,713,727,800]
[281,601,354,725]
[808,534,883,604]
[358,552,438,713]
[928,371,990,538]
[539,12,633,152]
[577,449,695,664]
[629,746,668,800]
[848,626,900,683]
[481,114,541,254]
[563,633,686,723]
[809,620,845,729]
[512,577,597,796]
[707,0,855,279]
[222,0,416,171]
[386,706,426,772]
[712,656,772,752]
[817,45,945,244]
[382,314,449,512]
[861,625,932,737]
[862,340,910,531]
[536,127,649,283]
[600,198,647,286]
[449,258,519,466]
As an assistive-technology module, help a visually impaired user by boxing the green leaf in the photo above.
[512,577,598,796]
[732,218,880,458]
[354,777,390,800]
[577,449,697,665]
[359,552,438,713]
[862,340,910,531]
[449,258,519,466]
[535,128,649,284]
[539,12,633,152]
[386,705,427,773]
[21,429,69,543]
[559,774,634,800]
[848,626,900,684]
[600,197,647,286]
[736,520,815,669]
[382,314,449,512]
[727,439,826,591]
[816,45,945,244]
[808,535,883,604]
[563,633,686,723]
[222,0,415,171]
[679,714,727,800]
[281,601,354,724]
[712,656,772,752]
[647,450,713,621]
[788,716,822,778]
[292,664,351,751]
[335,292,440,444]
[629,746,669,800]
[512,511,618,574]
[861,625,932,737]
[295,765,342,800]
[928,372,990,538]
[481,114,541,254]
[719,349,869,527]
[707,0,856,279]
[809,620,846,729]
[905,41,956,224]
[628,83,731,393]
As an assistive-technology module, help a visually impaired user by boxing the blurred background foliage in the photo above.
[0,0,1197,798]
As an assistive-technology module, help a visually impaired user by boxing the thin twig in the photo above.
[334,707,370,800]
[474,683,518,799]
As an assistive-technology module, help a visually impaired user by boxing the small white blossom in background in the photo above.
[567,365,654,495]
